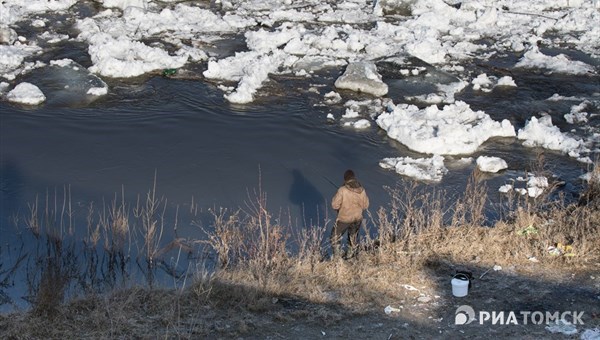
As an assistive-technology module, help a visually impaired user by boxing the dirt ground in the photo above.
[0,257,599,339]
[181,261,600,340]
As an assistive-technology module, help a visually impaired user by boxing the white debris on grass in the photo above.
[545,319,578,336]
[6,82,46,105]
[476,156,508,173]
[380,155,447,182]
[377,101,516,155]
[384,305,402,314]
[580,328,600,340]
[402,284,419,291]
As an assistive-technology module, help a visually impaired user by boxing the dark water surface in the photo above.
[1,53,598,311]
[2,62,598,239]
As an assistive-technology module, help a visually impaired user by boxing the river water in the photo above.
[0,38,598,311]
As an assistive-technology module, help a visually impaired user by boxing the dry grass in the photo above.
[1,163,599,338]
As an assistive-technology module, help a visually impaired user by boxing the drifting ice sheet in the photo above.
[380,155,447,182]
[334,61,388,97]
[376,101,516,155]
[516,46,594,75]
[6,82,46,105]
[517,115,587,160]
[476,156,508,173]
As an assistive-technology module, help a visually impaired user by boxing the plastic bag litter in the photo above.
[384,305,402,314]
[581,328,600,340]
[545,319,578,335]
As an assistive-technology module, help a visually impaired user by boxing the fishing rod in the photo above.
[322,175,339,189]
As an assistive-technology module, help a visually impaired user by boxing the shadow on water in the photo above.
[0,156,25,221]
[289,169,326,228]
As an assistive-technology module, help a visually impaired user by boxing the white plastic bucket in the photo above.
[451,275,470,297]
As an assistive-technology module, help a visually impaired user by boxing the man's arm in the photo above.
[362,191,369,210]
[332,187,343,210]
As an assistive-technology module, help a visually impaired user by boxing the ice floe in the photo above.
[476,156,508,173]
[0,0,598,184]
[376,100,516,155]
[472,73,517,92]
[6,82,45,105]
[334,61,388,97]
[499,174,550,198]
[517,115,589,161]
[380,155,447,182]
[565,101,591,124]
[82,33,189,78]
[516,46,595,75]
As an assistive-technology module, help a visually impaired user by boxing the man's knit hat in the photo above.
[344,169,355,182]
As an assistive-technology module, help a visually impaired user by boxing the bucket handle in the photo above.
[453,272,473,289]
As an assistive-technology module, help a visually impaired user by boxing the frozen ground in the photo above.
[0,0,599,184]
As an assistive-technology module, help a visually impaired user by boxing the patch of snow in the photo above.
[84,34,188,78]
[545,319,578,336]
[324,91,342,105]
[581,328,600,340]
[204,50,291,104]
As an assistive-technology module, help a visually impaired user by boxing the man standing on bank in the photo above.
[330,169,369,259]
